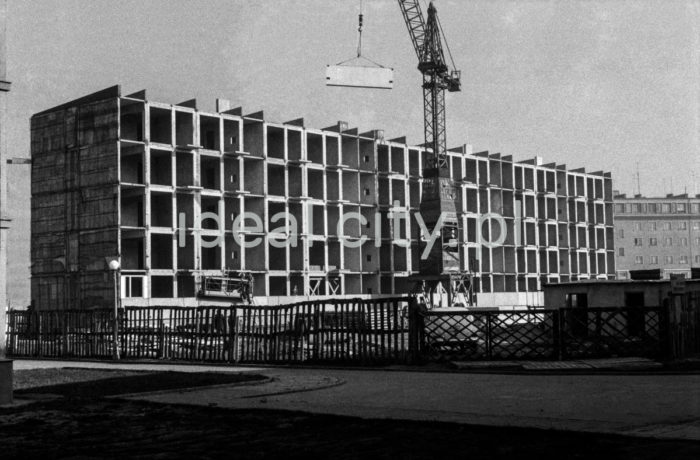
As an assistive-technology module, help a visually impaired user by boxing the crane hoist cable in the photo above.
[334,0,388,69]
[325,0,394,89]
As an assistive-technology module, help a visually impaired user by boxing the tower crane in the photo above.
[397,1,473,306]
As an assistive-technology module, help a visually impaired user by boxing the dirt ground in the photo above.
[2,368,700,459]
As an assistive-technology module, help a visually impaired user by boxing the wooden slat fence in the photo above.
[5,297,411,365]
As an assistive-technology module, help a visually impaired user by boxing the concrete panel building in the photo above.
[614,193,700,279]
[30,86,615,310]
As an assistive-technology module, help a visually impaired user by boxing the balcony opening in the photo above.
[223,119,239,152]
[288,164,302,197]
[223,157,239,192]
[121,236,144,269]
[120,145,144,184]
[328,206,340,237]
[268,201,286,233]
[175,152,194,187]
[199,156,220,190]
[150,107,171,144]
[342,171,358,202]
[392,179,405,206]
[177,274,195,297]
[341,135,358,169]
[288,129,302,161]
[121,191,144,227]
[308,169,324,200]
[150,149,172,186]
[120,99,144,142]
[267,126,285,159]
[201,196,220,230]
[224,235,241,270]
[177,235,194,270]
[150,193,172,227]
[151,276,174,298]
[307,132,323,164]
[175,111,193,146]
[201,244,221,270]
[268,164,286,197]
[151,234,173,269]
[243,158,264,195]
[243,119,264,157]
[360,139,375,170]
[268,243,286,271]
[378,144,389,172]
[176,193,195,229]
[327,171,339,201]
[200,115,220,150]
[325,135,339,165]
[312,204,324,236]
[309,241,326,271]
[391,146,405,175]
[360,173,374,205]
[269,276,287,296]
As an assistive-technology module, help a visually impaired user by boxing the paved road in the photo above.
[11,359,700,441]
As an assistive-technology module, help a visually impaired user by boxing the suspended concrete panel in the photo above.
[326,65,393,90]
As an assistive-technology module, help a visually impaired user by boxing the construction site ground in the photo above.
[1,359,699,458]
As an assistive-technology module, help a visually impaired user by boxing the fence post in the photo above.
[485,312,493,360]
[660,304,673,360]
[408,298,423,364]
[230,306,238,363]
[552,309,562,360]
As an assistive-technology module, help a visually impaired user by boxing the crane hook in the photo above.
[357,3,364,58]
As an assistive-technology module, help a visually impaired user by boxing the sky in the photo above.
[3,0,700,305]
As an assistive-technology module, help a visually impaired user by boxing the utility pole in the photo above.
[0,0,10,359]
[0,0,13,404]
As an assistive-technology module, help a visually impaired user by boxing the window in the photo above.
[677,203,687,213]
[648,203,659,213]
[363,188,370,196]
[680,237,688,246]
[679,222,688,230]
[694,222,700,230]
[695,255,700,264]
[663,222,672,231]
[614,203,625,213]
[632,203,647,214]
[695,237,700,246]
[649,237,657,246]
[634,256,643,265]
[650,256,659,265]
[680,255,688,264]
[692,204,700,214]
[664,237,673,246]
[665,255,674,264]
[618,229,624,238]
[618,247,625,256]
[650,222,657,231]
[634,222,643,231]
[633,238,643,247]
[366,255,372,262]
[662,203,672,213]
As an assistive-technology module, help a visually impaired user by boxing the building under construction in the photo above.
[30,86,615,310]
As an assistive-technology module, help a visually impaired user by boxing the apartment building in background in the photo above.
[30,86,615,310]
[614,193,700,279]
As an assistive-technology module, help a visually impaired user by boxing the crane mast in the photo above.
[398,1,463,278]
[398,0,461,170]
[397,1,474,307]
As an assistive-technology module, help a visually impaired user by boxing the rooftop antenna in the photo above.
[635,161,641,196]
